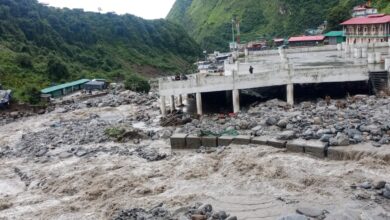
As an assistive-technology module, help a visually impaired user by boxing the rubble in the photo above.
[180,95,390,148]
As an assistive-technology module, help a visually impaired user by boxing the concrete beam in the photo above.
[233,89,240,113]
[251,136,268,145]
[202,136,217,147]
[232,135,251,145]
[170,134,187,149]
[196,92,203,115]
[218,136,234,146]
[186,135,201,149]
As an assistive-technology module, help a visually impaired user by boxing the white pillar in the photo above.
[160,96,166,116]
[178,95,183,106]
[287,84,294,106]
[170,95,175,111]
[368,53,375,64]
[196,92,203,115]
[232,89,240,113]
[353,48,362,58]
[375,52,382,64]
[385,57,390,71]
[361,47,368,58]
[337,44,342,51]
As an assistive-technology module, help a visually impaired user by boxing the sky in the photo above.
[37,0,176,19]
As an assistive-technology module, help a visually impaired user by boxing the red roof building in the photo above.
[341,14,390,44]
[288,35,325,47]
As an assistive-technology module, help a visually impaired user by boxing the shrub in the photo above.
[124,74,150,93]
[15,53,33,68]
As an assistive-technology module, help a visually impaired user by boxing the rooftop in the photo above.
[41,79,90,94]
[324,31,344,37]
[288,35,325,42]
[341,14,390,25]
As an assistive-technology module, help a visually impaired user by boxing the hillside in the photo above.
[0,0,201,103]
[167,0,390,51]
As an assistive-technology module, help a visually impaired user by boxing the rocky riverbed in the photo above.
[0,91,389,219]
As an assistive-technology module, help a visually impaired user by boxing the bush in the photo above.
[18,85,41,104]
[47,57,69,81]
[124,74,150,93]
[15,53,33,68]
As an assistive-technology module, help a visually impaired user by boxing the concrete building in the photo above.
[0,89,11,108]
[41,79,90,98]
[288,35,325,47]
[352,3,378,17]
[342,14,390,44]
[324,31,345,45]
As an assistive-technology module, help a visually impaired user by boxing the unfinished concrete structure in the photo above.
[159,42,390,116]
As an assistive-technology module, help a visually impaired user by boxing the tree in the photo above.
[124,74,150,93]
[47,57,69,81]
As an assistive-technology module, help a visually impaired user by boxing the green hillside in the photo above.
[0,0,201,103]
[167,0,390,51]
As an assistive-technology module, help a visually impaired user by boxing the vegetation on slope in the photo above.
[0,0,201,103]
[167,0,390,51]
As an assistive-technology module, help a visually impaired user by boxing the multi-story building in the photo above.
[352,3,378,17]
[341,14,390,44]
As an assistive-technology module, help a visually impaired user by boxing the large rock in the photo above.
[278,214,308,220]
[336,133,349,146]
[278,130,296,140]
[266,117,278,126]
[296,207,325,218]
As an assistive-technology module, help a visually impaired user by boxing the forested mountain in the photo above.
[167,0,390,51]
[0,0,201,102]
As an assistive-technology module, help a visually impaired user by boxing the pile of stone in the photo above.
[55,90,158,112]
[352,180,390,200]
[114,203,236,220]
[179,95,390,148]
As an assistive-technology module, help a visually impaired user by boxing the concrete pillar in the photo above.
[196,92,203,115]
[178,95,183,106]
[361,47,368,58]
[368,53,375,64]
[287,84,294,106]
[160,96,166,116]
[341,42,346,51]
[170,95,175,111]
[375,52,382,64]
[232,89,240,113]
[344,44,351,54]
[337,44,342,51]
[385,57,390,71]
[353,48,362,58]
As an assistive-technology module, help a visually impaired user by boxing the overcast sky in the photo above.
[38,0,176,19]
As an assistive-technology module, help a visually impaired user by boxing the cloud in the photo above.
[38,0,176,19]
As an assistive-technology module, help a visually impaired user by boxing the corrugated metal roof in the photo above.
[288,35,325,42]
[324,31,344,37]
[341,14,390,25]
[41,79,90,94]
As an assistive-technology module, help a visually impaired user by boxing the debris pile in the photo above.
[114,203,236,220]
[180,95,390,147]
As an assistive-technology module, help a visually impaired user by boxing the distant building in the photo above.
[84,79,107,91]
[273,38,285,47]
[0,89,11,108]
[352,3,378,17]
[288,35,325,47]
[41,79,90,98]
[324,31,345,45]
[341,14,390,44]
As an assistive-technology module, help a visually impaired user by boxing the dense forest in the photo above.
[167,0,390,51]
[0,0,201,103]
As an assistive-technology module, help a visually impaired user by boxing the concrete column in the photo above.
[344,44,351,54]
[232,89,240,113]
[361,47,368,58]
[385,57,390,71]
[368,53,375,64]
[170,95,175,111]
[287,84,294,106]
[160,96,166,116]
[178,95,183,106]
[196,92,203,115]
[341,42,346,51]
[337,44,342,51]
[375,52,382,64]
[353,48,362,58]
